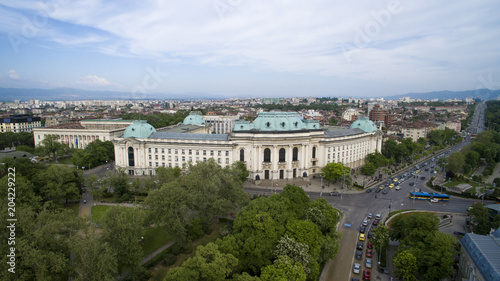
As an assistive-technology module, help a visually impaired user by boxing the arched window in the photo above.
[128,147,135,166]
[293,147,298,161]
[264,148,271,162]
[240,149,245,162]
[279,148,286,162]
[312,146,317,158]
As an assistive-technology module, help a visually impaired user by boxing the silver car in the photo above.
[365,258,372,268]
[353,263,361,274]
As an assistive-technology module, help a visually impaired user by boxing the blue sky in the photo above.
[0,0,499,98]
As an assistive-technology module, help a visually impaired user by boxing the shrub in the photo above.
[163,254,177,266]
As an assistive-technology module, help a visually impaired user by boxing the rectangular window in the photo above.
[156,162,159,167]
[162,148,165,153]
[203,150,207,156]
[149,155,152,160]
[168,156,172,161]
[225,151,229,156]
[162,155,165,160]
[182,156,185,162]
[162,163,165,167]
[196,150,200,155]
[175,149,178,154]
[175,156,178,161]
[169,163,172,167]
[203,157,207,162]
[189,157,192,162]
[189,149,192,155]
[155,148,158,153]
[155,155,158,160]
[149,162,152,167]
[218,151,222,156]
[196,157,199,162]
[226,158,229,164]
[148,148,151,153]
[168,149,171,154]
[182,149,185,154]
[211,150,214,156]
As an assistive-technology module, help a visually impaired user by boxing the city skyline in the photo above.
[1,1,499,98]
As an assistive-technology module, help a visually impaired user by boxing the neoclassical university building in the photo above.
[113,112,383,181]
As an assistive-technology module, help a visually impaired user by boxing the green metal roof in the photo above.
[350,117,378,133]
[183,112,205,125]
[123,120,156,138]
[233,112,320,131]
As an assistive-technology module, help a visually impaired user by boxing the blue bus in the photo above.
[409,192,450,201]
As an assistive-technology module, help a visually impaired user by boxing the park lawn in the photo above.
[142,226,175,259]
[91,205,114,224]
[444,180,480,188]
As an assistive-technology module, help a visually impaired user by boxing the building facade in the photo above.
[458,230,500,281]
[113,112,383,180]
[0,114,42,133]
[202,115,240,134]
[33,119,133,149]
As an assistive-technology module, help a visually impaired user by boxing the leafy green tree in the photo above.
[69,226,118,281]
[104,169,130,198]
[39,134,68,161]
[101,207,145,274]
[165,243,238,281]
[230,161,250,182]
[365,151,388,168]
[305,198,339,235]
[447,152,465,174]
[36,165,83,204]
[468,203,491,235]
[321,162,350,183]
[416,232,456,281]
[232,272,262,281]
[155,166,182,184]
[371,225,390,254]
[144,181,192,240]
[360,162,376,176]
[382,139,398,159]
[390,213,439,245]
[465,150,480,168]
[493,215,500,230]
[393,249,417,281]
[275,235,311,274]
[260,255,306,281]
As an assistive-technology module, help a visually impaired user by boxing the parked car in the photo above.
[375,214,381,220]
[382,189,387,194]
[409,182,415,186]
[330,191,340,196]
[367,241,373,249]
[375,188,381,193]
[367,213,373,219]
[366,249,373,257]
[365,258,372,268]
[362,220,368,226]
[363,270,371,280]
[421,176,426,180]
[365,188,372,193]
[356,250,362,259]
[395,186,401,190]
[359,233,366,241]
[360,226,366,233]
[356,242,364,250]
[367,231,373,239]
[353,263,361,274]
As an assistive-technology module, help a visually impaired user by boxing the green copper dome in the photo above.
[183,112,205,125]
[123,120,156,138]
[350,117,377,133]
[233,112,320,131]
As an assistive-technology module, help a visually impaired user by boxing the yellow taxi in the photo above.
[393,178,398,182]
[359,233,365,241]
[389,183,395,189]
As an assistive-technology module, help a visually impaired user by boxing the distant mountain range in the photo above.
[0,87,498,102]
[384,89,500,101]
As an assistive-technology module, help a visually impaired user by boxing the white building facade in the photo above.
[113,112,382,180]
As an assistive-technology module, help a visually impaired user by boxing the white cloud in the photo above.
[8,70,20,79]
[2,0,500,93]
[75,75,112,86]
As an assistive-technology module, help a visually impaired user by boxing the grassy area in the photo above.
[444,180,480,188]
[142,226,175,259]
[91,205,114,224]
[97,196,147,204]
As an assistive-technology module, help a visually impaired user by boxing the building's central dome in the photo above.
[350,117,378,133]
[123,120,156,138]
[233,111,320,131]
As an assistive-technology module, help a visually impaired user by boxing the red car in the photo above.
[367,241,373,249]
[372,219,379,226]
[366,249,373,257]
[362,270,371,280]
